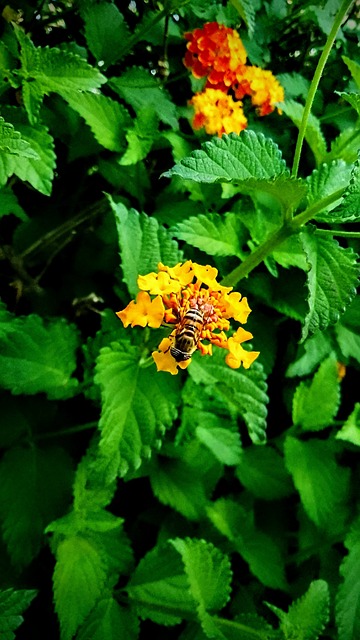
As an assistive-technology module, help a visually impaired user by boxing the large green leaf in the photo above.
[0,115,38,158]
[77,596,139,640]
[188,349,268,445]
[171,212,247,258]
[0,314,79,399]
[95,339,180,480]
[301,228,359,341]
[110,199,182,297]
[284,436,350,531]
[0,589,37,640]
[292,354,341,431]
[164,131,287,183]
[0,446,74,567]
[270,580,330,640]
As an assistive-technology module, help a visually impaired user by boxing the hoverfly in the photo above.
[170,307,205,362]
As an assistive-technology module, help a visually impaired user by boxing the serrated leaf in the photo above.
[171,538,232,613]
[110,199,182,297]
[236,445,293,500]
[338,91,360,117]
[292,354,341,431]
[0,446,73,567]
[77,596,139,640]
[207,498,287,590]
[306,160,352,221]
[326,127,360,164]
[119,108,159,166]
[171,212,247,258]
[110,67,178,129]
[279,100,327,165]
[63,91,131,152]
[336,403,360,445]
[301,228,359,341]
[286,331,333,378]
[0,588,37,640]
[163,131,287,183]
[95,340,179,480]
[342,56,360,89]
[0,187,27,220]
[336,538,360,640]
[196,422,242,466]
[53,536,107,640]
[189,349,268,445]
[284,436,350,530]
[280,580,330,640]
[237,175,308,214]
[327,153,360,223]
[277,73,310,100]
[229,0,255,35]
[83,4,129,68]
[0,115,38,158]
[0,314,79,399]
[127,542,196,625]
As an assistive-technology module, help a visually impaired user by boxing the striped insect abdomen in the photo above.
[170,308,204,362]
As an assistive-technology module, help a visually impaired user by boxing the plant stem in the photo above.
[291,0,354,178]
[34,422,98,441]
[315,228,360,238]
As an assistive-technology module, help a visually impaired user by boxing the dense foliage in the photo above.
[0,0,359,638]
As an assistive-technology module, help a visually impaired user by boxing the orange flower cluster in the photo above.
[184,22,284,135]
[117,261,259,375]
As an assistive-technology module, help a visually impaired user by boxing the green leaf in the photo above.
[0,588,37,640]
[342,56,360,89]
[236,445,293,500]
[119,108,159,166]
[0,187,27,221]
[171,212,247,258]
[77,596,139,640]
[286,331,333,378]
[83,4,129,68]
[95,340,179,480]
[0,314,79,399]
[207,498,287,590]
[292,354,341,431]
[53,536,107,640]
[284,436,350,531]
[326,126,360,164]
[63,91,131,152]
[306,160,352,221]
[163,131,287,183]
[110,67,178,129]
[229,0,255,36]
[336,403,360,446]
[277,72,310,100]
[0,115,38,158]
[336,535,360,640]
[195,415,242,466]
[0,446,74,567]
[110,199,182,297]
[279,580,330,640]
[280,100,327,165]
[338,91,360,117]
[301,228,359,341]
[189,349,268,445]
[127,542,196,625]
[225,175,308,215]
[327,153,360,223]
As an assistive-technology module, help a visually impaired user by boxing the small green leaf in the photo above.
[336,403,360,446]
[53,536,107,640]
[0,588,37,640]
[327,153,360,223]
[280,100,327,165]
[110,199,182,297]
[119,108,159,166]
[110,67,178,129]
[338,91,360,117]
[95,340,179,480]
[280,580,330,640]
[0,115,38,158]
[326,126,360,164]
[63,91,131,152]
[336,534,360,640]
[189,349,268,445]
[207,498,287,590]
[229,0,255,35]
[0,446,74,567]
[77,596,139,640]
[195,414,242,466]
[0,187,27,221]
[306,160,352,221]
[171,212,247,258]
[236,445,293,500]
[342,56,360,89]
[292,354,341,431]
[286,331,333,378]
[0,314,79,399]
[284,436,350,530]
[163,131,287,183]
[301,228,359,341]
[83,4,129,68]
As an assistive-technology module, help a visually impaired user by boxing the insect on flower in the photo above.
[116,261,260,375]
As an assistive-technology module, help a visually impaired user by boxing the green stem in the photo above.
[34,422,98,441]
[291,0,354,178]
[315,229,360,238]
[291,187,345,229]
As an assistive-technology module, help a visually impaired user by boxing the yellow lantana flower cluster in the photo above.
[184,21,284,136]
[117,261,259,375]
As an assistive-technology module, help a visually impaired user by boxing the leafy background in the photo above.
[0,0,359,639]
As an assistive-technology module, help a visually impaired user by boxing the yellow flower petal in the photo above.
[137,271,182,295]
[225,327,259,369]
[192,263,219,287]
[158,261,195,286]
[116,291,165,328]
[223,292,251,323]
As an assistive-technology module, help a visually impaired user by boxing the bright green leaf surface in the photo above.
[0,187,27,220]
[77,596,139,640]
[306,160,352,220]
[292,354,341,431]
[0,588,37,640]
[150,456,208,520]
[0,115,38,158]
[284,437,350,530]
[336,403,360,446]
[342,56,360,89]
[164,131,287,183]
[326,154,360,223]
[171,212,247,258]
[301,229,359,341]
[338,92,360,117]
[0,315,79,399]
[336,537,360,640]
[280,580,330,640]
